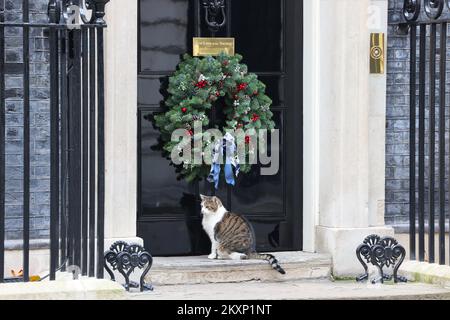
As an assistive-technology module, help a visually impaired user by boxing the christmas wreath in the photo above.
[154,53,276,183]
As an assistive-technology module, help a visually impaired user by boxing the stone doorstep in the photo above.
[0,279,126,300]
[399,260,450,288]
[0,252,331,299]
[146,252,332,286]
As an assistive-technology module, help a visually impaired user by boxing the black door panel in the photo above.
[231,0,284,72]
[139,0,194,73]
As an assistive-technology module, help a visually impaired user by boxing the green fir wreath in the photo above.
[154,53,276,183]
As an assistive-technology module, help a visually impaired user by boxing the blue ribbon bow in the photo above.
[207,133,240,189]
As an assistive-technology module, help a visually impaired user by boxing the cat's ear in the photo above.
[213,196,222,206]
[200,194,207,201]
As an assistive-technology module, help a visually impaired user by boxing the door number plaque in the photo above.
[193,37,235,57]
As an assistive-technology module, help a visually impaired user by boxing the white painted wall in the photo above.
[303,0,392,275]
[302,0,321,253]
[318,0,371,229]
[104,0,139,240]
[368,0,388,227]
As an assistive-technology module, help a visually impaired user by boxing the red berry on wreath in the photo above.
[245,136,251,144]
[181,107,187,113]
[195,80,208,89]
[251,113,260,122]
[237,83,248,92]
[253,91,258,96]
[188,130,194,136]
[223,60,229,66]
[216,91,221,97]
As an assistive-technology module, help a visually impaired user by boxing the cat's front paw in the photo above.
[208,253,218,260]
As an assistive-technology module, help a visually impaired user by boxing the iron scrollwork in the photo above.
[402,0,450,22]
[397,0,422,34]
[424,0,445,19]
[47,0,109,25]
[403,0,421,21]
[356,235,407,284]
[202,0,226,35]
[104,241,154,292]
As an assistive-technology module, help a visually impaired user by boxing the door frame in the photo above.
[285,0,303,251]
[136,0,304,253]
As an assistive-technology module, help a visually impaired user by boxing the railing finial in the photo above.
[90,0,109,25]
[47,0,61,24]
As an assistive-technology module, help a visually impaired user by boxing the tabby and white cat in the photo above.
[200,195,286,274]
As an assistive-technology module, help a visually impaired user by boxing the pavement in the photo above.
[1,277,449,300]
[0,279,125,300]
[127,279,450,300]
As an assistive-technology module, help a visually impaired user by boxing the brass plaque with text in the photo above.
[193,38,235,57]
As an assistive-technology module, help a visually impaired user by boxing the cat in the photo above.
[200,194,286,274]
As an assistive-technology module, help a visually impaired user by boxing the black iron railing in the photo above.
[397,0,450,265]
[0,0,108,282]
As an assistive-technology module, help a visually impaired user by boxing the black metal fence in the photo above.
[398,0,450,265]
[0,0,108,282]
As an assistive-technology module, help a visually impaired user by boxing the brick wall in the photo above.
[386,0,450,226]
[3,0,50,240]
[386,0,410,226]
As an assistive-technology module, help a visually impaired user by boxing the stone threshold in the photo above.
[399,260,450,287]
[392,223,450,234]
[0,279,126,300]
[146,251,332,286]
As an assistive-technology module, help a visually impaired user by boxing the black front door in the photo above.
[138,0,303,256]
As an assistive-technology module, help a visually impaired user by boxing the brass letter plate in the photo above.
[370,33,385,74]
[193,37,235,57]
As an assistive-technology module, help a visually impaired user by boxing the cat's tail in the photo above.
[248,253,286,275]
